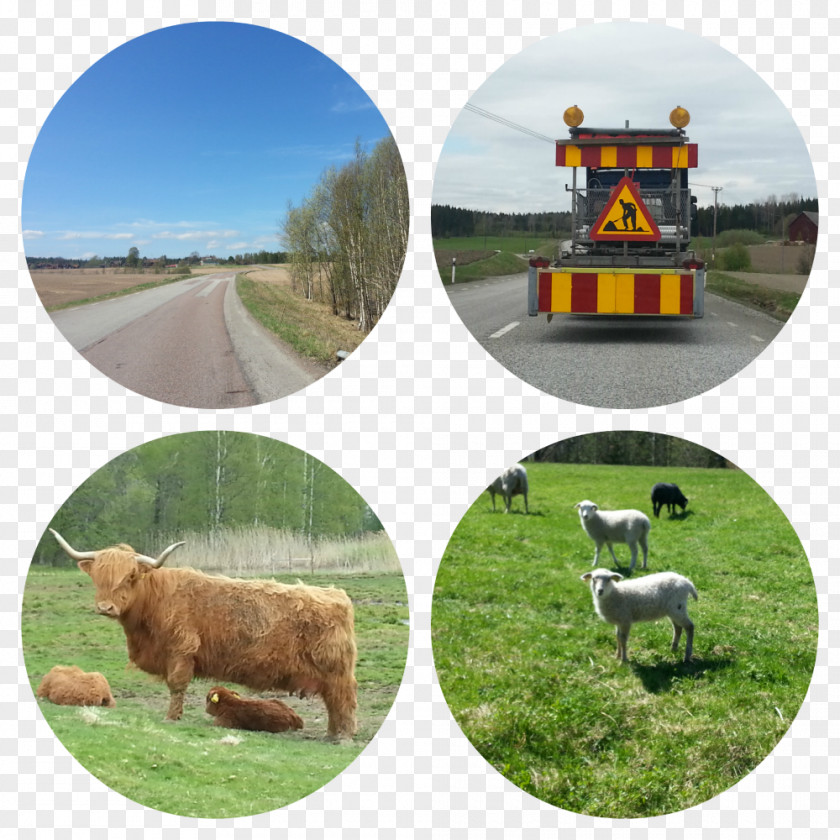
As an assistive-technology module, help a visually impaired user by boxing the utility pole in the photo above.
[691,183,723,265]
[711,185,722,266]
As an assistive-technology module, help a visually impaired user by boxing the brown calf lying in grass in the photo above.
[36,665,116,708]
[205,686,304,732]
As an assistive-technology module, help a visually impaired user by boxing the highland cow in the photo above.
[205,685,304,732]
[36,665,116,708]
[50,529,357,738]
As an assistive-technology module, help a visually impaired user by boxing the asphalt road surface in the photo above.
[446,272,788,409]
[51,273,323,408]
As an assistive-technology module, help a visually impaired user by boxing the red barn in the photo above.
[788,211,818,244]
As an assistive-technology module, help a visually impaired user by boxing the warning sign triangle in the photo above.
[589,176,661,242]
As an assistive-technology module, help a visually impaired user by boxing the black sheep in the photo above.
[651,483,688,518]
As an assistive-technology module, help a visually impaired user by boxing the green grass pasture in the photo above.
[432,462,817,818]
[23,568,408,818]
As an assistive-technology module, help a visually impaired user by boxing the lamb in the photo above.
[580,568,698,663]
[575,500,650,571]
[651,482,689,518]
[487,464,529,514]
[205,686,304,733]
[36,665,116,708]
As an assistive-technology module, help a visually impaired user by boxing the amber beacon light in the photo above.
[669,106,691,129]
[563,105,584,127]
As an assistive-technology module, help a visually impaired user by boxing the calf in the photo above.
[651,483,689,518]
[36,665,116,708]
[205,686,304,732]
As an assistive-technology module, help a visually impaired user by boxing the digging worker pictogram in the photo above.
[618,198,638,231]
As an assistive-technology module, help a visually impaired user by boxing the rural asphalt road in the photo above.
[50,273,324,408]
[445,271,791,409]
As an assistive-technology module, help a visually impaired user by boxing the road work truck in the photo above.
[528,105,705,321]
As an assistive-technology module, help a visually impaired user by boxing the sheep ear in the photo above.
[580,572,593,581]
[574,503,581,510]
[611,573,623,582]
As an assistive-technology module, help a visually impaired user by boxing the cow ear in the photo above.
[78,559,93,576]
[210,693,219,704]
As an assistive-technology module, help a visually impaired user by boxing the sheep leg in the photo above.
[615,626,629,662]
[683,620,694,662]
[670,621,683,652]
[626,542,637,572]
[639,532,648,570]
[592,543,602,567]
[504,495,511,513]
[607,542,621,569]
[524,493,529,514]
[671,619,694,662]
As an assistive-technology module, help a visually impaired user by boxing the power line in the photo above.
[463,102,556,145]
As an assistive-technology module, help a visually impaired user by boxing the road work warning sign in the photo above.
[589,176,661,242]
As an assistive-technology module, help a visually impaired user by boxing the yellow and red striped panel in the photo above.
[556,143,698,169]
[538,269,695,315]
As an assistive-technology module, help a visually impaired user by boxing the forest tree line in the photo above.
[282,136,409,332]
[35,432,381,566]
[529,432,734,469]
[26,250,289,271]
[433,194,817,241]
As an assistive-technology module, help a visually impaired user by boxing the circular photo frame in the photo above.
[23,431,409,819]
[432,431,817,818]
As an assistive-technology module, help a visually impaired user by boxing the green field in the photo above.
[23,567,408,818]
[433,235,557,283]
[432,462,817,818]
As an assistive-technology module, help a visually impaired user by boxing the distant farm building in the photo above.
[788,211,818,244]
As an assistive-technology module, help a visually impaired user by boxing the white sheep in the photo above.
[575,499,650,571]
[487,464,529,514]
[580,568,698,663]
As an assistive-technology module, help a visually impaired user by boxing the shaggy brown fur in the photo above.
[66,543,356,737]
[36,665,116,708]
[205,686,304,732]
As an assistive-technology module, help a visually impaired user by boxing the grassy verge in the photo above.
[432,462,817,818]
[236,274,363,367]
[434,235,557,284]
[24,567,408,818]
[705,270,800,321]
[45,274,192,313]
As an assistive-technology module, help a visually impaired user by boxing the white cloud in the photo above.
[22,230,43,239]
[153,229,239,241]
[56,231,135,240]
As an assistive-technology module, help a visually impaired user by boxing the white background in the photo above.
[2,2,838,837]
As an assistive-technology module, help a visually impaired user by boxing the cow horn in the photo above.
[49,529,97,560]
[134,541,185,568]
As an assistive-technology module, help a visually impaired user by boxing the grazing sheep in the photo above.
[651,483,689,518]
[575,500,650,571]
[487,464,529,514]
[205,686,304,733]
[36,665,116,708]
[580,568,698,663]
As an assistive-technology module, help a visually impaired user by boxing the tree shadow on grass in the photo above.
[630,655,733,694]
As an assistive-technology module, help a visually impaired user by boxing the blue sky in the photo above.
[433,22,817,214]
[22,22,393,260]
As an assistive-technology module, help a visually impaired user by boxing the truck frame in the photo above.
[528,107,705,321]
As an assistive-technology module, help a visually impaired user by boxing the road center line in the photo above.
[489,321,519,339]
